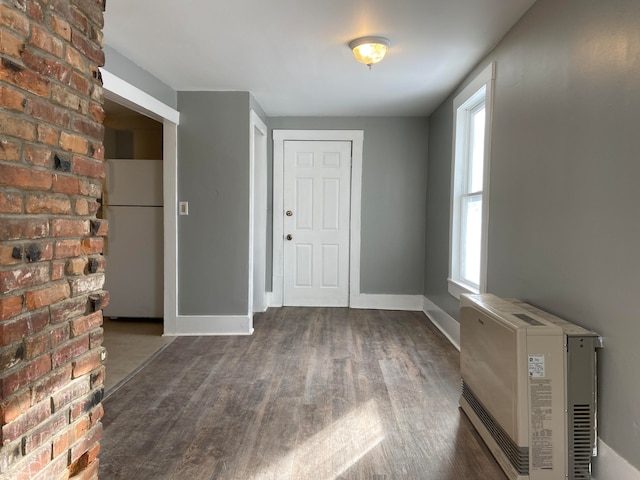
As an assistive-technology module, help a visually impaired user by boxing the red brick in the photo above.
[0,57,51,97]
[89,364,104,387]
[25,193,72,214]
[52,174,80,194]
[14,443,52,479]
[51,260,66,280]
[0,263,49,293]
[22,49,72,84]
[87,255,105,274]
[0,138,21,161]
[50,297,87,323]
[0,4,30,37]
[0,29,25,58]
[0,217,49,241]
[69,423,102,467]
[0,354,51,399]
[71,71,90,95]
[0,164,52,191]
[30,24,64,57]
[80,237,103,254]
[31,364,72,404]
[26,0,43,22]
[0,110,36,141]
[72,155,104,178]
[51,376,90,412]
[0,389,31,424]
[69,274,104,296]
[2,402,51,443]
[51,218,90,237]
[60,131,89,154]
[37,123,59,145]
[74,198,89,215]
[65,44,86,72]
[0,309,49,346]
[50,322,71,348]
[25,282,71,310]
[52,335,89,368]
[52,83,87,113]
[0,244,22,266]
[0,295,23,320]
[88,102,103,123]
[88,290,108,311]
[67,257,87,275]
[72,117,103,141]
[71,348,103,379]
[52,429,70,458]
[0,83,26,111]
[0,342,24,371]
[91,142,104,161]
[22,411,67,455]
[79,179,101,197]
[0,191,23,213]
[70,30,104,66]
[25,144,52,167]
[27,449,69,480]
[50,13,71,41]
[26,97,70,128]
[70,311,102,338]
[55,239,82,258]
[24,330,51,360]
[70,456,99,480]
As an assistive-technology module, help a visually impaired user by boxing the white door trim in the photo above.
[272,130,363,307]
[249,111,268,317]
[102,68,182,335]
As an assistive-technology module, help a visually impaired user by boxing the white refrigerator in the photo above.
[103,159,163,318]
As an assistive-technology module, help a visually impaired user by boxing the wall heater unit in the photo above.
[459,294,602,480]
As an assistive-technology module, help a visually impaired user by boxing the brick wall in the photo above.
[0,0,107,479]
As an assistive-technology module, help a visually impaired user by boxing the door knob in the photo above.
[286,210,293,217]
[286,234,293,241]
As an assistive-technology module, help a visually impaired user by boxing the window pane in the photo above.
[461,195,482,286]
[469,106,485,193]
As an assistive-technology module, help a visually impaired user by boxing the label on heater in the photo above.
[530,379,554,470]
[528,354,545,378]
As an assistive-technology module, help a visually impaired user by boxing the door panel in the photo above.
[283,140,351,306]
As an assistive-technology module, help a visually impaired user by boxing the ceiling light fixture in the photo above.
[349,36,391,69]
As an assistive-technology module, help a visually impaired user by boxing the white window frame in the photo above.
[448,62,495,299]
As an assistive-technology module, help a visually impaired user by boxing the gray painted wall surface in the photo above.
[424,0,640,469]
[269,117,428,295]
[104,45,177,109]
[178,92,251,315]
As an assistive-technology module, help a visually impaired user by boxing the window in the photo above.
[449,63,495,298]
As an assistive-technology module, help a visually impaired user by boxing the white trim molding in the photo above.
[350,294,424,311]
[271,129,363,308]
[164,316,254,336]
[422,296,461,351]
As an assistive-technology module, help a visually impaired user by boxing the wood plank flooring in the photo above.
[99,307,506,480]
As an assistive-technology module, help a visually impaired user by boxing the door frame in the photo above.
[249,111,268,314]
[271,130,364,307]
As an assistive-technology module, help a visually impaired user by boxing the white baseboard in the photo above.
[350,294,424,311]
[164,315,254,336]
[422,296,460,350]
[594,439,640,480]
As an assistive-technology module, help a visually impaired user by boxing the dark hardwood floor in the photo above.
[99,307,506,480]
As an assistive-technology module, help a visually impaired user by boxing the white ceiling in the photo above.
[103,0,536,117]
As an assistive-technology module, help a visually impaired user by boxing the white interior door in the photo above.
[283,140,351,306]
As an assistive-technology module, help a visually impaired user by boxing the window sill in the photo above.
[447,278,478,300]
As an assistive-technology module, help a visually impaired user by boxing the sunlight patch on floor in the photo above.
[252,399,385,480]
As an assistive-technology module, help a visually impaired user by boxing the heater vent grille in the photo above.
[571,404,594,479]
[462,381,529,476]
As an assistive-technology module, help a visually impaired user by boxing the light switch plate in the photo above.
[179,201,189,215]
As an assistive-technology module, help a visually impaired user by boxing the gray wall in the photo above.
[104,45,177,109]
[178,92,251,315]
[269,117,428,295]
[424,0,640,470]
